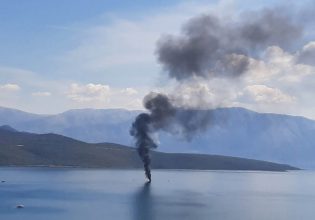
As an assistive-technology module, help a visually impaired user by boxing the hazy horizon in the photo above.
[2,105,315,122]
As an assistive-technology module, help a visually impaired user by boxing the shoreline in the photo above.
[0,165,300,172]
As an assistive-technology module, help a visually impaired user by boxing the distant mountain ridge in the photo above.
[0,106,315,168]
[0,125,17,132]
[0,126,297,171]
[0,107,140,144]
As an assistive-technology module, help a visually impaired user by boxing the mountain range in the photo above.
[0,106,314,168]
[0,125,297,171]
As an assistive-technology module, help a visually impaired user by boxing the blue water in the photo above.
[0,168,315,220]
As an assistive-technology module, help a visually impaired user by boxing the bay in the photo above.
[0,168,314,220]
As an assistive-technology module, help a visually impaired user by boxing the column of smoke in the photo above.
[130,8,303,181]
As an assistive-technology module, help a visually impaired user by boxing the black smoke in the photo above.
[157,9,302,81]
[130,113,156,182]
[131,6,306,181]
[130,93,175,181]
[130,93,213,181]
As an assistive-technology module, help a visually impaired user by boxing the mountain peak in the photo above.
[0,125,18,132]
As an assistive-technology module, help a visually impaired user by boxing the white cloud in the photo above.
[171,80,216,109]
[65,84,146,110]
[0,66,69,95]
[32,92,51,97]
[296,41,315,66]
[120,87,138,96]
[302,41,315,51]
[0,83,20,92]
[67,83,111,103]
[243,84,295,104]
[245,45,315,84]
[0,65,147,113]
[235,42,315,117]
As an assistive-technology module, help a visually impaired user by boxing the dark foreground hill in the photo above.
[0,126,298,171]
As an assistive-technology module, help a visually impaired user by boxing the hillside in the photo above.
[0,126,297,171]
[0,106,314,168]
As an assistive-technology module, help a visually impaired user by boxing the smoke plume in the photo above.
[157,9,302,81]
[130,7,305,181]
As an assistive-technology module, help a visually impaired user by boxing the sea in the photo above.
[0,167,315,220]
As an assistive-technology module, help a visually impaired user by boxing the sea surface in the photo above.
[0,168,315,220]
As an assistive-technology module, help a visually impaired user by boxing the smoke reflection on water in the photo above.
[133,182,210,220]
[133,183,155,220]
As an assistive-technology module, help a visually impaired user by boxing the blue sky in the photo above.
[1,0,315,118]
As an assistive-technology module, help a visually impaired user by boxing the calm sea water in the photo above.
[0,168,315,220]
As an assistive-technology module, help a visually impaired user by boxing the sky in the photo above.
[0,0,315,119]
